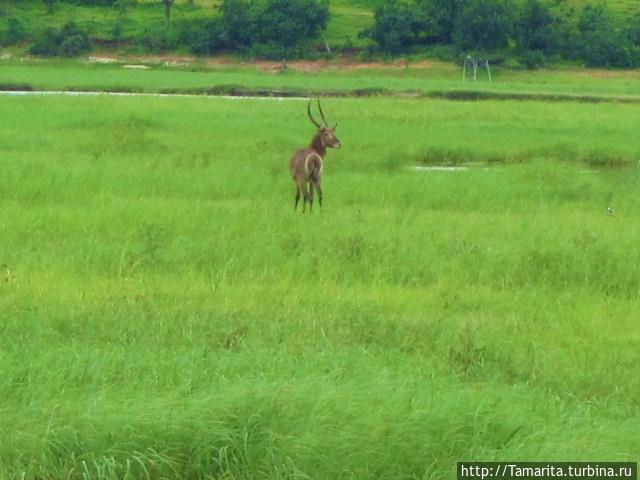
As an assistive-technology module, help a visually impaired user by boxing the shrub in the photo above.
[63,0,121,5]
[517,49,546,68]
[139,26,179,53]
[29,22,91,56]
[60,34,90,56]
[248,42,288,59]
[2,17,27,46]
[29,27,58,55]
[177,17,225,54]
[111,17,124,43]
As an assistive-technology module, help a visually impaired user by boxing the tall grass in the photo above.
[0,95,639,478]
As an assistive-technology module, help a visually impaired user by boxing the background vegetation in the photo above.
[0,94,639,478]
[1,0,640,65]
[363,0,640,67]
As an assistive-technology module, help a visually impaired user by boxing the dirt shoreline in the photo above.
[83,54,435,72]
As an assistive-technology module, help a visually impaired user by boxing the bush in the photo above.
[29,27,57,55]
[248,42,288,59]
[2,17,26,46]
[517,49,546,68]
[424,43,458,61]
[139,26,179,53]
[29,22,91,56]
[63,0,121,5]
[60,34,90,56]
[177,17,225,54]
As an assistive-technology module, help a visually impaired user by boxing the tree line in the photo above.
[365,0,640,68]
[2,0,640,68]
[2,0,329,58]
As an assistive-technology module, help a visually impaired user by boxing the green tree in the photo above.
[627,12,640,46]
[218,0,328,52]
[578,3,638,67]
[220,0,255,48]
[453,0,513,51]
[43,0,57,14]
[418,0,465,43]
[362,0,428,52]
[2,17,26,46]
[112,0,136,44]
[163,0,174,27]
[256,0,329,48]
[515,0,554,51]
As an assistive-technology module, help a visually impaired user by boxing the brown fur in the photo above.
[289,127,341,212]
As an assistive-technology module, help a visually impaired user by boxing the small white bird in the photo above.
[607,207,614,216]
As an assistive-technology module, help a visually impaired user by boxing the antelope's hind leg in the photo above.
[313,181,323,208]
[297,180,310,213]
[294,186,301,210]
[308,182,315,212]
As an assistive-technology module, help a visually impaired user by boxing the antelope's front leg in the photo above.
[299,182,310,213]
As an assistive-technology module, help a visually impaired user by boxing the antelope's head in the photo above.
[308,99,341,149]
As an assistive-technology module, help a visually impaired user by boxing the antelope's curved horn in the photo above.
[317,98,329,126]
[307,99,321,129]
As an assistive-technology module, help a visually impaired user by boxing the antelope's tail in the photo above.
[304,153,323,182]
[310,165,320,182]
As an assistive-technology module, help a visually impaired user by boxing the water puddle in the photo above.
[0,90,305,100]
[411,165,469,172]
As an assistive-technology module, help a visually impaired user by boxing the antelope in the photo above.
[289,99,342,212]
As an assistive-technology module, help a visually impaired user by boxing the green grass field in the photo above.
[1,93,639,478]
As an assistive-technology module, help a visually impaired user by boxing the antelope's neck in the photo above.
[310,134,327,158]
